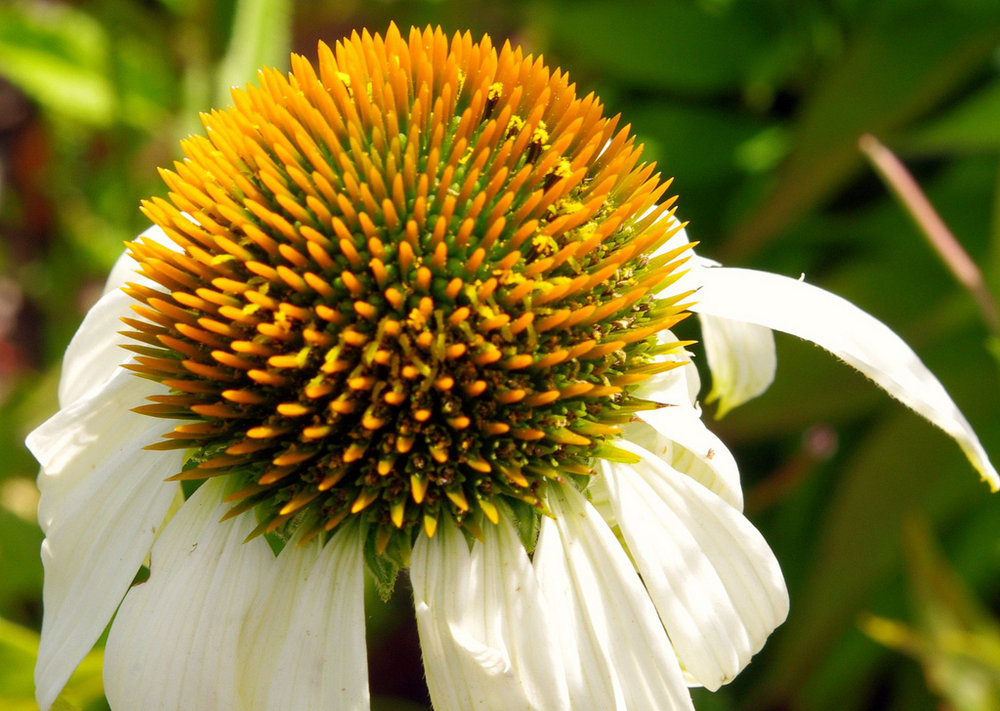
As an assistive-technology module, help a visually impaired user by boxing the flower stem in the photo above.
[859,133,999,335]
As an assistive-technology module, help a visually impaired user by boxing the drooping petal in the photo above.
[238,528,369,711]
[104,479,274,711]
[700,313,777,417]
[624,414,743,511]
[620,338,745,508]
[411,517,570,711]
[26,368,179,711]
[600,439,788,690]
[534,483,694,711]
[412,523,501,711]
[691,265,999,490]
[629,355,741,508]
[472,518,571,709]
[650,224,713,302]
[654,230,777,418]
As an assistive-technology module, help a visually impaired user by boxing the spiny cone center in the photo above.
[126,25,693,555]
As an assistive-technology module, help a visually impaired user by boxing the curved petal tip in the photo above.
[691,265,998,491]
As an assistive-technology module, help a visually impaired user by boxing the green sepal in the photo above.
[615,397,667,413]
[363,528,410,601]
[243,517,273,544]
[263,530,286,556]
[592,442,642,463]
[500,497,542,553]
[179,461,206,500]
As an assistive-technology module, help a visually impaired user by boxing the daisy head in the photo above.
[27,23,996,711]
[129,22,693,560]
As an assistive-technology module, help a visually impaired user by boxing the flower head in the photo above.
[27,23,997,711]
[129,24,690,563]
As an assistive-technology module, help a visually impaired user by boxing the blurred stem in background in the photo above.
[859,133,999,336]
[861,517,1000,711]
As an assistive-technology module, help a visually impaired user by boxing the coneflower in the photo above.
[28,24,996,711]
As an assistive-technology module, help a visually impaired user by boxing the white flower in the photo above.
[26,24,997,711]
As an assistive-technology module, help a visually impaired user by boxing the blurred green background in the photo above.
[1,0,999,709]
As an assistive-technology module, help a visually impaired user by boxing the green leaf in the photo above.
[0,618,37,705]
[988,336,1000,371]
[536,0,787,94]
[113,33,178,132]
[0,507,43,620]
[904,80,1000,153]
[628,104,769,183]
[750,401,998,709]
[0,618,105,710]
[0,3,113,126]
[214,0,292,104]
[725,3,1000,257]
[861,519,1000,711]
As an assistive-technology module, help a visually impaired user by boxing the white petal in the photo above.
[582,469,619,530]
[629,408,744,510]
[57,287,136,408]
[239,529,369,711]
[534,484,694,711]
[104,479,274,711]
[691,266,999,490]
[62,225,177,408]
[629,361,742,508]
[411,517,570,711]
[630,339,701,407]
[601,440,788,690]
[699,313,777,417]
[473,518,571,709]
[26,368,179,711]
[102,224,178,295]
[652,231,716,303]
[412,523,497,711]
